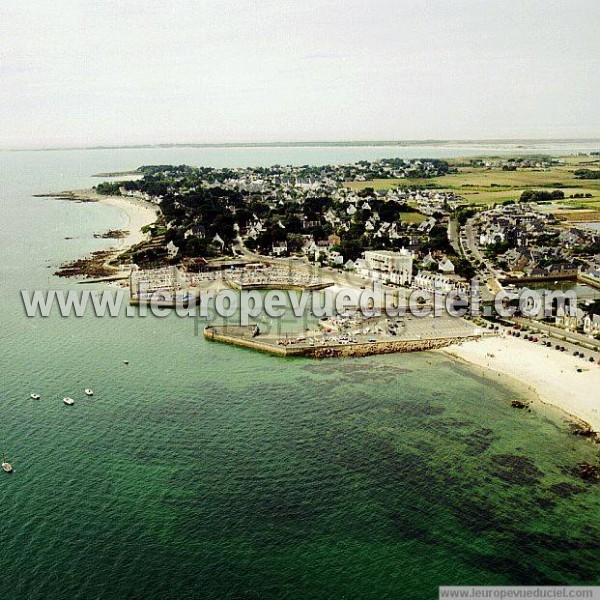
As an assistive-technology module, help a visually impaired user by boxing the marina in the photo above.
[128,263,334,306]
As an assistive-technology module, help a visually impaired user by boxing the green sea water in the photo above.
[0,146,599,599]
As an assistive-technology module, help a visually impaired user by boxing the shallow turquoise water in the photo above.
[0,147,599,599]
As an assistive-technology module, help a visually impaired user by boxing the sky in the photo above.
[1,0,599,149]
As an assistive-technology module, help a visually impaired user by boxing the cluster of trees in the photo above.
[574,169,600,180]
[95,182,122,195]
[160,186,245,257]
[484,240,510,257]
[519,189,564,202]
[453,257,476,279]
[571,241,600,256]
[456,207,478,226]
[348,158,452,180]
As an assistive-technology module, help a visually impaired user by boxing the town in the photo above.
[98,156,600,346]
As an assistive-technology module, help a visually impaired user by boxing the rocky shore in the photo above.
[42,188,159,279]
[54,250,116,279]
[93,229,129,239]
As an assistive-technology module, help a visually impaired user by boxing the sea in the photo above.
[0,142,599,599]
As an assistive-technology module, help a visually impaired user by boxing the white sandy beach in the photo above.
[445,335,600,432]
[94,193,159,250]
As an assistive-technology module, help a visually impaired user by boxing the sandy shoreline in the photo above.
[444,334,600,432]
[91,192,159,251]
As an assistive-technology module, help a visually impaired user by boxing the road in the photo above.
[459,217,503,294]
[513,316,600,354]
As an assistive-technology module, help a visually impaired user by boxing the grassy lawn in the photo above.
[398,211,427,224]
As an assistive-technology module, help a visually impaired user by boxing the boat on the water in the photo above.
[123,360,129,365]
[84,389,94,396]
[30,393,40,400]
[63,397,75,406]
[2,455,13,473]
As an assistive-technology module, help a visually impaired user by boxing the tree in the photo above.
[287,234,305,253]
[338,239,364,261]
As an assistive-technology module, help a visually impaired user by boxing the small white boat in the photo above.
[84,389,94,396]
[63,397,75,406]
[30,393,41,400]
[123,360,129,365]
[2,455,13,473]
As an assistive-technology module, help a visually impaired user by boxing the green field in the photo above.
[347,155,600,210]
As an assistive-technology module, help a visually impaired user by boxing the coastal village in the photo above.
[93,156,600,349]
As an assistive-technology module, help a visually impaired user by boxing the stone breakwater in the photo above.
[203,326,481,359]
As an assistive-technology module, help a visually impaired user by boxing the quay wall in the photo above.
[499,273,577,285]
[225,281,333,291]
[203,328,481,359]
[578,273,600,290]
[500,273,600,291]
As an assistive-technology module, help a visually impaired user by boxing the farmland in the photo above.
[346,155,600,211]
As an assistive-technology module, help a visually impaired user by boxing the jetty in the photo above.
[203,316,484,359]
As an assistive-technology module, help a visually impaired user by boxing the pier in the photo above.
[203,316,484,359]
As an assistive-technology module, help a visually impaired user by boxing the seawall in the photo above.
[203,327,481,359]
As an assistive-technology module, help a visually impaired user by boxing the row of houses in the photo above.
[555,306,600,337]
[412,272,471,295]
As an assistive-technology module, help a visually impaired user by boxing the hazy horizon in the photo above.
[4,137,600,153]
[1,0,599,149]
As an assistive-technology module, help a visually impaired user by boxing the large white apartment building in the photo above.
[361,248,414,285]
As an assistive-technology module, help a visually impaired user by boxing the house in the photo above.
[271,241,288,257]
[303,240,318,256]
[583,313,600,336]
[328,251,344,266]
[420,252,437,270]
[438,257,455,275]
[479,225,505,246]
[166,241,179,258]
[354,258,368,274]
[184,224,206,239]
[546,263,578,277]
[555,305,585,331]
